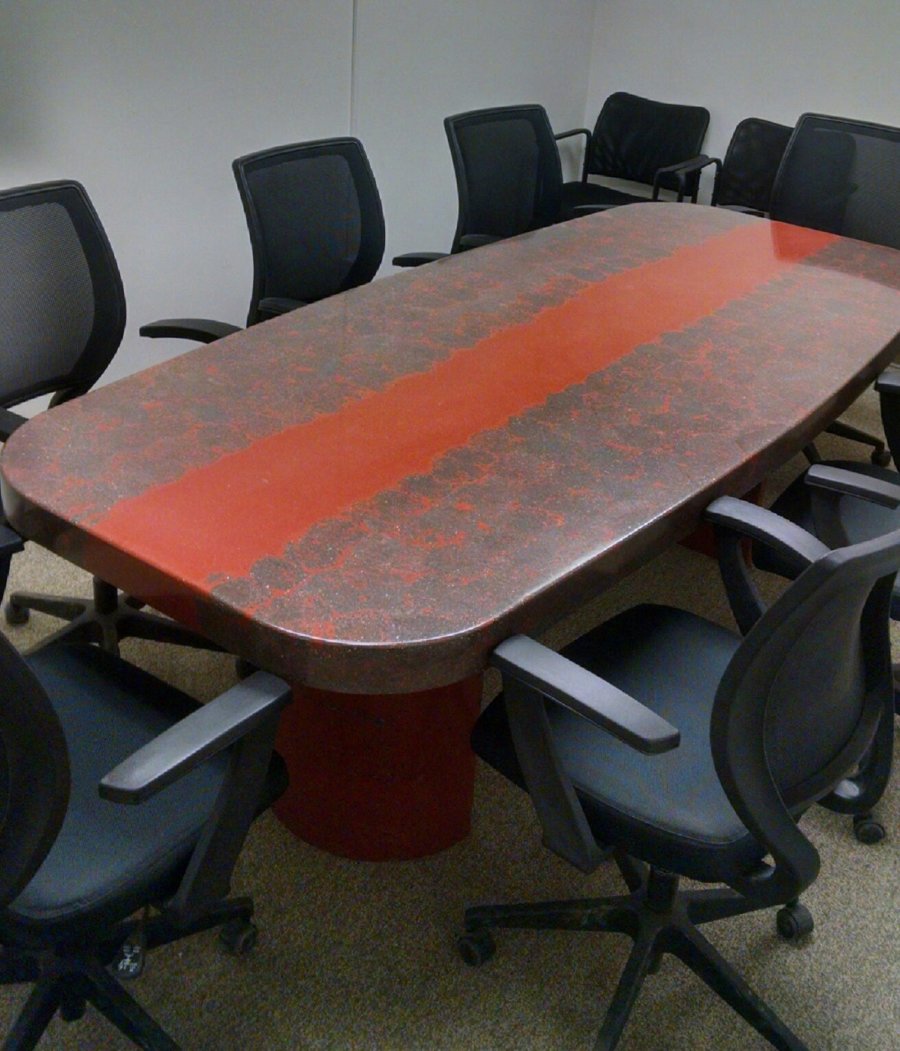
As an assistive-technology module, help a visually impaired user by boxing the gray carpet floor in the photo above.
[1,393,897,1050]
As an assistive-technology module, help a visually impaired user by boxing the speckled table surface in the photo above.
[4,204,900,694]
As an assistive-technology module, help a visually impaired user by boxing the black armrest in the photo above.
[100,670,292,804]
[491,635,679,755]
[458,234,502,252]
[258,297,305,319]
[0,524,24,599]
[652,154,712,202]
[874,367,900,464]
[0,407,28,441]
[392,252,449,268]
[874,367,900,397]
[554,127,591,144]
[705,496,829,634]
[139,318,241,344]
[805,464,900,509]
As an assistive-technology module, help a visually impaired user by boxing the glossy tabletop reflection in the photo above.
[3,204,900,693]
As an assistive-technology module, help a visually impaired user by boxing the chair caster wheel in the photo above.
[220,918,258,956]
[458,929,496,967]
[776,902,814,941]
[871,448,891,467]
[853,814,885,844]
[4,601,29,625]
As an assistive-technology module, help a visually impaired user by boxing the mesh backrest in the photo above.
[715,118,793,213]
[0,181,125,408]
[446,106,563,250]
[587,92,710,189]
[0,631,69,906]
[233,138,385,324]
[715,530,900,816]
[771,114,900,248]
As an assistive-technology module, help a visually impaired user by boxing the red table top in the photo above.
[3,204,899,692]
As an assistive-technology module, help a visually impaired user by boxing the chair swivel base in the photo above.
[459,860,809,1051]
[5,577,223,656]
[0,897,255,1051]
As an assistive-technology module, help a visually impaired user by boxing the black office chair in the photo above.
[392,104,574,268]
[763,366,900,762]
[459,496,898,1051]
[143,137,386,341]
[0,526,291,1048]
[770,113,900,466]
[0,180,227,653]
[556,91,710,212]
[672,116,793,216]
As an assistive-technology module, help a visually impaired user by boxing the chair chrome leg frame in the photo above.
[0,897,255,1051]
[459,857,809,1051]
[5,577,224,657]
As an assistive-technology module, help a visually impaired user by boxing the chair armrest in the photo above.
[491,635,677,873]
[392,252,448,268]
[0,408,28,441]
[258,297,305,319]
[652,154,713,202]
[553,127,591,144]
[805,464,900,509]
[139,318,241,344]
[491,636,679,755]
[99,671,292,804]
[874,367,900,397]
[704,496,829,634]
[458,234,502,251]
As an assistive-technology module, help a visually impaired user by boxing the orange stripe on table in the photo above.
[91,220,834,586]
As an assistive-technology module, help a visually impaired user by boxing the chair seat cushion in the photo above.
[763,460,900,616]
[561,180,646,210]
[5,644,230,939]
[473,606,767,883]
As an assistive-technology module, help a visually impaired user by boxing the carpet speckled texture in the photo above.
[1,392,897,1050]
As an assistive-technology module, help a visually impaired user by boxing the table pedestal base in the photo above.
[273,677,483,860]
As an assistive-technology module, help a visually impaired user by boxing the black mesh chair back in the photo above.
[232,137,386,326]
[444,105,564,252]
[0,181,125,411]
[770,113,900,248]
[0,629,69,907]
[586,91,710,193]
[712,117,793,214]
[714,530,897,852]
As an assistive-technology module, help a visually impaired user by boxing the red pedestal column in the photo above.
[273,676,483,860]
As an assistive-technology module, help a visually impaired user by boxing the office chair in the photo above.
[556,91,710,212]
[770,113,900,466]
[0,180,227,653]
[143,137,386,340]
[762,367,900,791]
[672,117,793,215]
[392,104,573,268]
[0,527,291,1049]
[459,496,898,1051]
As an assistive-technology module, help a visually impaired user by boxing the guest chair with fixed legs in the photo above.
[556,91,710,212]
[0,180,229,654]
[459,496,898,1051]
[672,116,793,216]
[142,137,386,340]
[770,113,900,466]
[0,526,291,1049]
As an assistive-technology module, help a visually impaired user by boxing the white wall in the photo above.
[587,0,900,199]
[0,0,597,386]
[353,0,596,264]
[0,1,353,383]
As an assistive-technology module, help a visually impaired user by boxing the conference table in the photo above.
[3,204,899,861]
